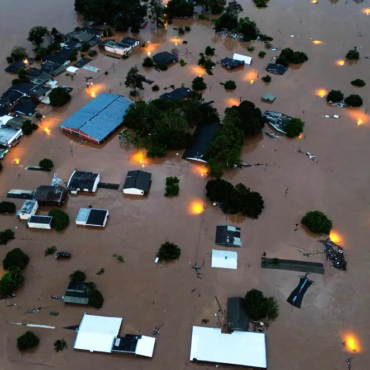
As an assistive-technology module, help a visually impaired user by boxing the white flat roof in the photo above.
[66,66,79,74]
[76,208,90,223]
[190,326,267,368]
[233,53,252,65]
[211,249,238,269]
[135,336,156,357]
[74,313,122,353]
[0,115,13,127]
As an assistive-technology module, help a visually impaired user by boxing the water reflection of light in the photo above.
[226,97,241,107]
[329,230,343,245]
[362,8,370,15]
[311,0,318,3]
[44,127,51,136]
[13,157,20,165]
[298,134,303,139]
[315,89,327,98]
[313,40,322,45]
[341,333,361,353]
[190,65,205,76]
[189,200,205,215]
[130,150,151,166]
[336,60,345,66]
[91,92,96,97]
[192,165,208,177]
[147,51,151,56]
[357,119,363,126]
[244,70,258,82]
[347,109,368,126]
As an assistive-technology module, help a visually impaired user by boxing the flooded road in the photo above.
[1,0,370,369]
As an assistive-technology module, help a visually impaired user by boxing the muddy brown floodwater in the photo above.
[1,0,370,369]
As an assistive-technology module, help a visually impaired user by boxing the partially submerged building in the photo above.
[215,225,241,247]
[152,51,178,65]
[262,93,276,103]
[12,98,37,117]
[5,59,29,74]
[76,208,109,227]
[60,93,133,144]
[27,215,52,229]
[123,170,152,196]
[67,170,100,194]
[233,53,252,66]
[64,282,90,305]
[0,127,22,147]
[104,40,131,55]
[120,37,139,48]
[182,122,221,163]
[220,57,245,69]
[211,250,238,270]
[33,185,68,207]
[190,326,267,368]
[74,313,156,357]
[41,60,67,76]
[263,111,292,134]
[160,87,191,100]
[266,63,287,75]
[28,68,53,85]
[227,297,249,332]
[17,199,38,220]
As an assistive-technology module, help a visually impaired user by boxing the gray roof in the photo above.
[33,185,67,203]
[60,93,134,143]
[28,69,53,85]
[123,170,151,192]
[227,297,249,331]
[28,215,52,225]
[68,170,99,191]
[19,199,37,215]
[121,37,139,46]
[5,116,25,130]
[0,128,20,146]
[262,93,276,102]
[215,225,241,247]
[64,282,89,305]
[30,84,51,98]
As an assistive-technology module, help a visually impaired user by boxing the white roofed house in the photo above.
[0,127,23,147]
[76,208,109,227]
[123,170,152,196]
[17,199,38,220]
[233,53,252,66]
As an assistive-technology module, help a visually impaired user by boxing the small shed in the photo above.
[64,282,90,305]
[227,297,249,331]
[123,170,152,195]
[17,199,38,220]
[262,93,276,103]
[211,250,238,269]
[215,225,241,247]
[28,215,52,229]
[67,170,100,194]
[152,51,178,65]
[33,185,68,206]
[233,53,252,66]
[76,208,109,227]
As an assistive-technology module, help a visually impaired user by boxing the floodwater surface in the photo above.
[0,0,370,369]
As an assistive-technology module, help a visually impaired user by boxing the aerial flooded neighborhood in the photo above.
[0,0,369,369]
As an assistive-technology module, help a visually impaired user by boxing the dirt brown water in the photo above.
[1,0,370,369]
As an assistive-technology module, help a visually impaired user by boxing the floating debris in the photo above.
[318,238,347,271]
[25,307,43,314]
[297,149,318,163]
[265,132,281,139]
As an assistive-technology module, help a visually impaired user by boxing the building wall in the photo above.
[19,202,38,220]
[28,222,51,229]
[123,188,144,195]
[61,127,100,144]
[105,45,130,55]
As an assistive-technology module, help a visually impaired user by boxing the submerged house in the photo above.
[17,199,38,220]
[123,170,152,196]
[67,170,100,194]
[33,185,68,207]
[215,225,242,247]
[160,87,191,100]
[27,215,53,230]
[76,208,109,227]
[64,282,90,305]
[182,122,221,163]
[152,51,178,65]
[263,111,292,134]
[0,127,22,147]
[120,37,139,48]
[28,68,53,85]
[233,53,252,66]
[5,59,30,74]
[220,57,245,69]
[266,63,287,75]
[104,40,131,56]
[227,297,249,332]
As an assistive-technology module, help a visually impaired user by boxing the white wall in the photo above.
[105,45,130,55]
[123,188,144,195]
[28,222,51,230]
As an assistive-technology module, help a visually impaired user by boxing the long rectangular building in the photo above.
[60,93,133,144]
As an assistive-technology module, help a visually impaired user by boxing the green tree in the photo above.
[54,339,67,352]
[49,87,71,107]
[143,57,154,67]
[157,241,181,261]
[150,0,165,26]
[344,94,363,107]
[225,0,243,17]
[69,270,86,282]
[125,66,145,96]
[206,178,234,202]
[3,248,29,271]
[346,49,359,60]
[210,0,226,13]
[166,0,194,18]
[75,0,86,12]
[22,120,38,135]
[284,118,304,138]
[224,80,236,90]
[351,79,365,87]
[326,90,344,103]
[27,26,48,46]
[192,76,207,91]
[245,289,279,321]
[49,209,70,231]
[165,176,180,196]
[0,268,23,297]
[206,159,224,178]
[17,331,40,351]
[0,201,16,214]
[39,158,54,171]
[69,51,77,61]
[301,211,333,234]
[89,289,104,309]
[10,46,28,61]
[278,48,308,65]
[237,17,258,41]
[258,51,266,58]
[205,46,215,56]
[0,229,15,245]
[262,75,271,83]
[213,12,238,32]
[17,68,29,83]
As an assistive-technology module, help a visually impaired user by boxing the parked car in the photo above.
[55,251,71,259]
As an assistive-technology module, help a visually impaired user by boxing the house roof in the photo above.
[262,93,276,102]
[30,84,51,98]
[57,48,75,59]
[182,122,221,162]
[123,170,151,192]
[19,199,38,215]
[121,37,139,46]
[28,215,52,225]
[33,185,67,203]
[68,170,99,191]
[74,313,123,353]
[87,209,108,226]
[5,60,28,74]
[266,63,287,75]
[220,57,244,69]
[81,27,104,36]
[62,39,81,49]
[233,53,252,65]
[227,297,249,331]
[64,282,89,305]
[98,38,115,47]
[263,110,292,134]
[43,54,68,65]
[60,93,133,143]
[41,61,66,76]
[74,58,92,68]
[12,98,36,117]
[112,335,140,353]
[0,128,21,145]
[211,249,238,269]
[7,83,34,95]
[28,68,53,85]
[0,115,13,127]
[4,116,25,130]
[215,225,241,247]
[190,326,267,368]
[152,51,178,65]
[160,87,191,100]
[0,90,23,107]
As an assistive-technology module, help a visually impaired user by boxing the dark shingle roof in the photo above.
[152,51,178,65]
[69,171,99,192]
[112,335,141,353]
[227,297,249,331]
[12,98,37,117]
[160,87,191,100]
[182,122,221,162]
[28,215,52,225]
[28,68,53,85]
[33,185,67,203]
[220,58,244,69]
[41,61,66,76]
[86,209,108,226]
[5,60,28,74]
[64,282,89,305]
[123,170,151,192]
[30,84,51,98]
[0,90,23,107]
[121,37,139,46]
[266,63,287,75]
[215,225,241,247]
[43,54,68,65]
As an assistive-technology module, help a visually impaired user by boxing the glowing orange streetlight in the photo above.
[192,165,208,177]
[189,200,205,215]
[362,8,370,15]
[313,40,322,44]
[357,119,363,126]
[329,230,343,245]
[44,127,51,136]
[315,89,327,98]
[311,0,318,3]
[337,60,345,66]
[13,158,20,165]
[23,59,29,64]
[147,51,151,56]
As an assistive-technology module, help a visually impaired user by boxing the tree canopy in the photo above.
[326,90,344,103]
[166,0,194,18]
[284,118,304,138]
[344,94,363,107]
[225,0,243,17]
[346,49,359,60]
[22,120,38,135]
[351,79,365,87]
[301,211,333,234]
[89,289,104,309]
[157,241,181,261]
[224,80,236,90]
[0,201,16,214]
[49,87,71,107]
[10,46,28,61]
[39,158,54,171]
[237,17,258,41]
[198,0,226,13]
[0,268,23,297]
[28,26,49,46]
[69,270,86,282]
[125,66,145,95]
[245,289,279,321]
[49,209,70,231]
[0,229,15,245]
[17,331,40,351]
[278,48,308,66]
[192,76,207,91]
[3,248,29,271]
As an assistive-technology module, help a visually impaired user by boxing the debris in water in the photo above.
[318,238,347,271]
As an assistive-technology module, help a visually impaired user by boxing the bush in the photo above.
[344,94,363,107]
[165,176,180,197]
[103,27,113,37]
[49,87,71,107]
[192,76,207,91]
[152,84,160,92]
[346,49,359,60]
[3,248,29,271]
[258,51,266,58]
[158,64,168,71]
[81,42,90,52]
[326,90,344,103]
[17,331,39,351]
[284,118,304,138]
[247,46,255,52]
[262,75,271,83]
[89,289,104,309]
[245,289,279,321]
[10,46,28,61]
[0,229,15,245]
[39,158,54,171]
[205,46,215,56]
[54,339,67,352]
[12,78,21,86]
[278,48,308,66]
[157,241,181,261]
[80,53,85,58]
[69,51,77,61]
[254,0,268,7]
[224,80,237,90]
[69,270,86,282]
[180,59,187,66]
[49,209,70,231]
[206,159,224,178]
[88,49,98,57]
[185,26,191,32]
[45,246,57,257]
[351,79,365,87]
[178,27,185,35]
[183,40,188,44]
[301,211,333,234]
[0,268,23,297]
[0,201,16,214]
[143,57,154,67]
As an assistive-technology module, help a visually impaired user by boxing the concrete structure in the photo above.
[227,297,249,332]
[263,111,292,134]
[60,93,133,144]
[67,170,100,194]
[17,199,38,220]
[76,208,109,227]
[0,127,22,147]
[28,215,52,229]
[190,326,267,368]
[123,170,152,195]
[233,53,252,66]
[215,225,241,247]
[211,250,238,269]
[64,282,90,305]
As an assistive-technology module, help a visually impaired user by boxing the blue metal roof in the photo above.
[60,93,133,142]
